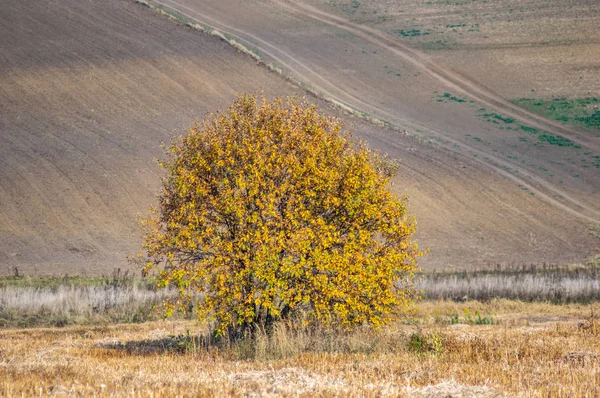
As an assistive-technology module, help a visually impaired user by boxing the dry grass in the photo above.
[417,262,600,303]
[0,284,174,327]
[1,301,599,396]
[0,272,177,328]
[5,263,600,329]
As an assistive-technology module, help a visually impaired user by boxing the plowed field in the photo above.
[1,0,598,274]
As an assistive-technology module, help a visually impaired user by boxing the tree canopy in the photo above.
[141,95,422,336]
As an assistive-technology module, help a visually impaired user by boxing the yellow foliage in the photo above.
[141,94,422,335]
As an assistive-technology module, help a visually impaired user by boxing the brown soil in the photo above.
[0,0,308,274]
[0,0,598,275]
[138,0,600,267]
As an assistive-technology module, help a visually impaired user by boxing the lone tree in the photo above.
[141,95,422,336]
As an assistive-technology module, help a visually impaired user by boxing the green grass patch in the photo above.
[538,133,580,148]
[453,310,496,325]
[513,97,600,132]
[394,29,431,38]
[438,92,467,103]
[479,112,515,125]
[520,125,539,134]
[576,111,600,130]
[518,124,580,147]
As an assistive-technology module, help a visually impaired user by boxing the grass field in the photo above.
[0,270,175,328]
[1,262,598,328]
[2,300,599,396]
[418,260,600,302]
[1,268,599,396]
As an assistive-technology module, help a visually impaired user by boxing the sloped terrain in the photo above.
[0,0,307,274]
[0,0,598,275]
[139,0,600,267]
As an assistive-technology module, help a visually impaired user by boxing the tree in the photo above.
[141,94,422,336]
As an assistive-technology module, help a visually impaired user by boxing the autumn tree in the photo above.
[141,94,422,336]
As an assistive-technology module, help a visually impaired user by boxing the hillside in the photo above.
[0,0,598,275]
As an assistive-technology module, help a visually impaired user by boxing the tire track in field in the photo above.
[274,0,599,152]
[144,0,553,233]
[270,0,600,221]
[145,0,600,224]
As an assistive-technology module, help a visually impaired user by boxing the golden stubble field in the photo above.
[2,301,600,397]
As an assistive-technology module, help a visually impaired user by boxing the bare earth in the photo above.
[0,0,599,274]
